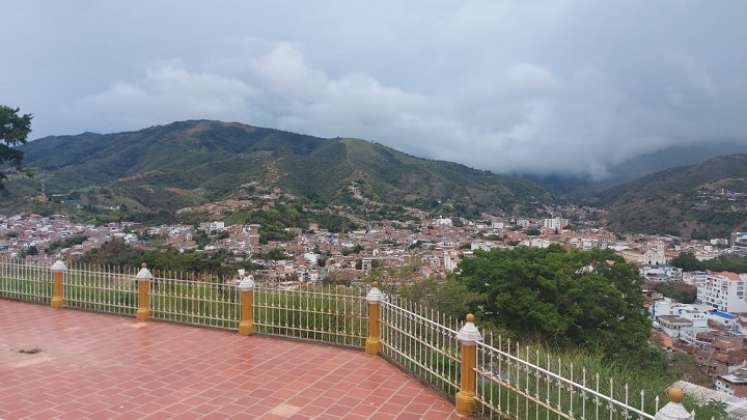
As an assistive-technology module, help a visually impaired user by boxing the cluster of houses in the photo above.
[0,214,139,265]
[6,209,747,414]
[650,270,747,414]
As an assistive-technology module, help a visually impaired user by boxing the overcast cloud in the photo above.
[2,1,746,178]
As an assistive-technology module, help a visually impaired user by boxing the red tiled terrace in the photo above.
[0,300,458,420]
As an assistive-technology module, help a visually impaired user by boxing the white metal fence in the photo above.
[0,257,367,346]
[150,273,241,329]
[474,339,659,420]
[65,264,138,315]
[0,257,711,419]
[380,296,462,398]
[0,257,52,303]
[254,284,368,347]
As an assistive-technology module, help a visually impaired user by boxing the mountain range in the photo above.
[3,119,747,239]
[599,154,747,238]
[1,120,552,221]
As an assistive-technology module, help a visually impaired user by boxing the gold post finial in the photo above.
[668,387,684,403]
[466,313,475,323]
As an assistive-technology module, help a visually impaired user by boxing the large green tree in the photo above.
[455,245,651,359]
[0,105,33,188]
[673,251,747,273]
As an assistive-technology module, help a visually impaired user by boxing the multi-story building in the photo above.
[716,368,747,397]
[543,217,569,231]
[698,272,747,312]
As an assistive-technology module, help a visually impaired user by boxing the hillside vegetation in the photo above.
[1,120,553,221]
[598,154,747,238]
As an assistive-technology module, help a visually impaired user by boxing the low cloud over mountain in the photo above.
[4,1,747,178]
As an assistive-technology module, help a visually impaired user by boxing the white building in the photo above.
[442,252,456,273]
[432,216,453,227]
[697,272,747,313]
[199,221,226,232]
[716,369,747,397]
[521,238,550,249]
[643,241,667,266]
[471,240,498,252]
[543,217,569,231]
[657,315,693,340]
[651,298,711,343]
[683,271,709,287]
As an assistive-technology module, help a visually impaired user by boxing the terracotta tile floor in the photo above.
[0,300,459,420]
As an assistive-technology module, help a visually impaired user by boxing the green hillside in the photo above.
[0,120,553,222]
[601,154,747,238]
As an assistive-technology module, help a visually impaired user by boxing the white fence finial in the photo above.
[238,269,255,291]
[50,260,67,272]
[366,282,384,303]
[136,262,153,281]
[654,388,692,420]
[456,313,482,343]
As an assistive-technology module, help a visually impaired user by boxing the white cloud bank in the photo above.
[4,1,747,178]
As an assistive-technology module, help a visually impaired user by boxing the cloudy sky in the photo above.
[3,1,746,178]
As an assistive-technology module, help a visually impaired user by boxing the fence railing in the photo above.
[474,339,658,420]
[0,256,698,420]
[254,284,367,347]
[0,258,53,303]
[380,296,462,398]
[65,265,138,315]
[150,275,240,329]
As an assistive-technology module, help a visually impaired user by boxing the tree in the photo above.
[399,276,481,320]
[651,281,697,304]
[671,252,704,271]
[455,245,651,359]
[259,247,288,261]
[0,105,33,188]
[525,227,540,236]
[21,245,39,257]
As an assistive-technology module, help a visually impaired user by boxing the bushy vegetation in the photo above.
[79,239,262,278]
[0,105,32,188]
[673,251,747,273]
[395,246,728,418]
[604,155,747,238]
[649,280,697,303]
[456,245,650,360]
[223,202,356,243]
[46,235,87,253]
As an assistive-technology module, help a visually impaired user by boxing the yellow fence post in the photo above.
[365,283,384,355]
[238,269,256,336]
[50,260,67,309]
[456,313,482,416]
[135,263,152,321]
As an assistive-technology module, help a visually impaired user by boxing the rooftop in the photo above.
[0,300,457,420]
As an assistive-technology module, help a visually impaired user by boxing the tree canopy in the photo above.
[673,251,747,273]
[455,245,650,359]
[0,105,33,188]
[79,239,262,279]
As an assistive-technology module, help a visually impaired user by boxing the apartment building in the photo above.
[698,272,747,313]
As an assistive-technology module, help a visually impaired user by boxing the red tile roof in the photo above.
[717,271,742,282]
